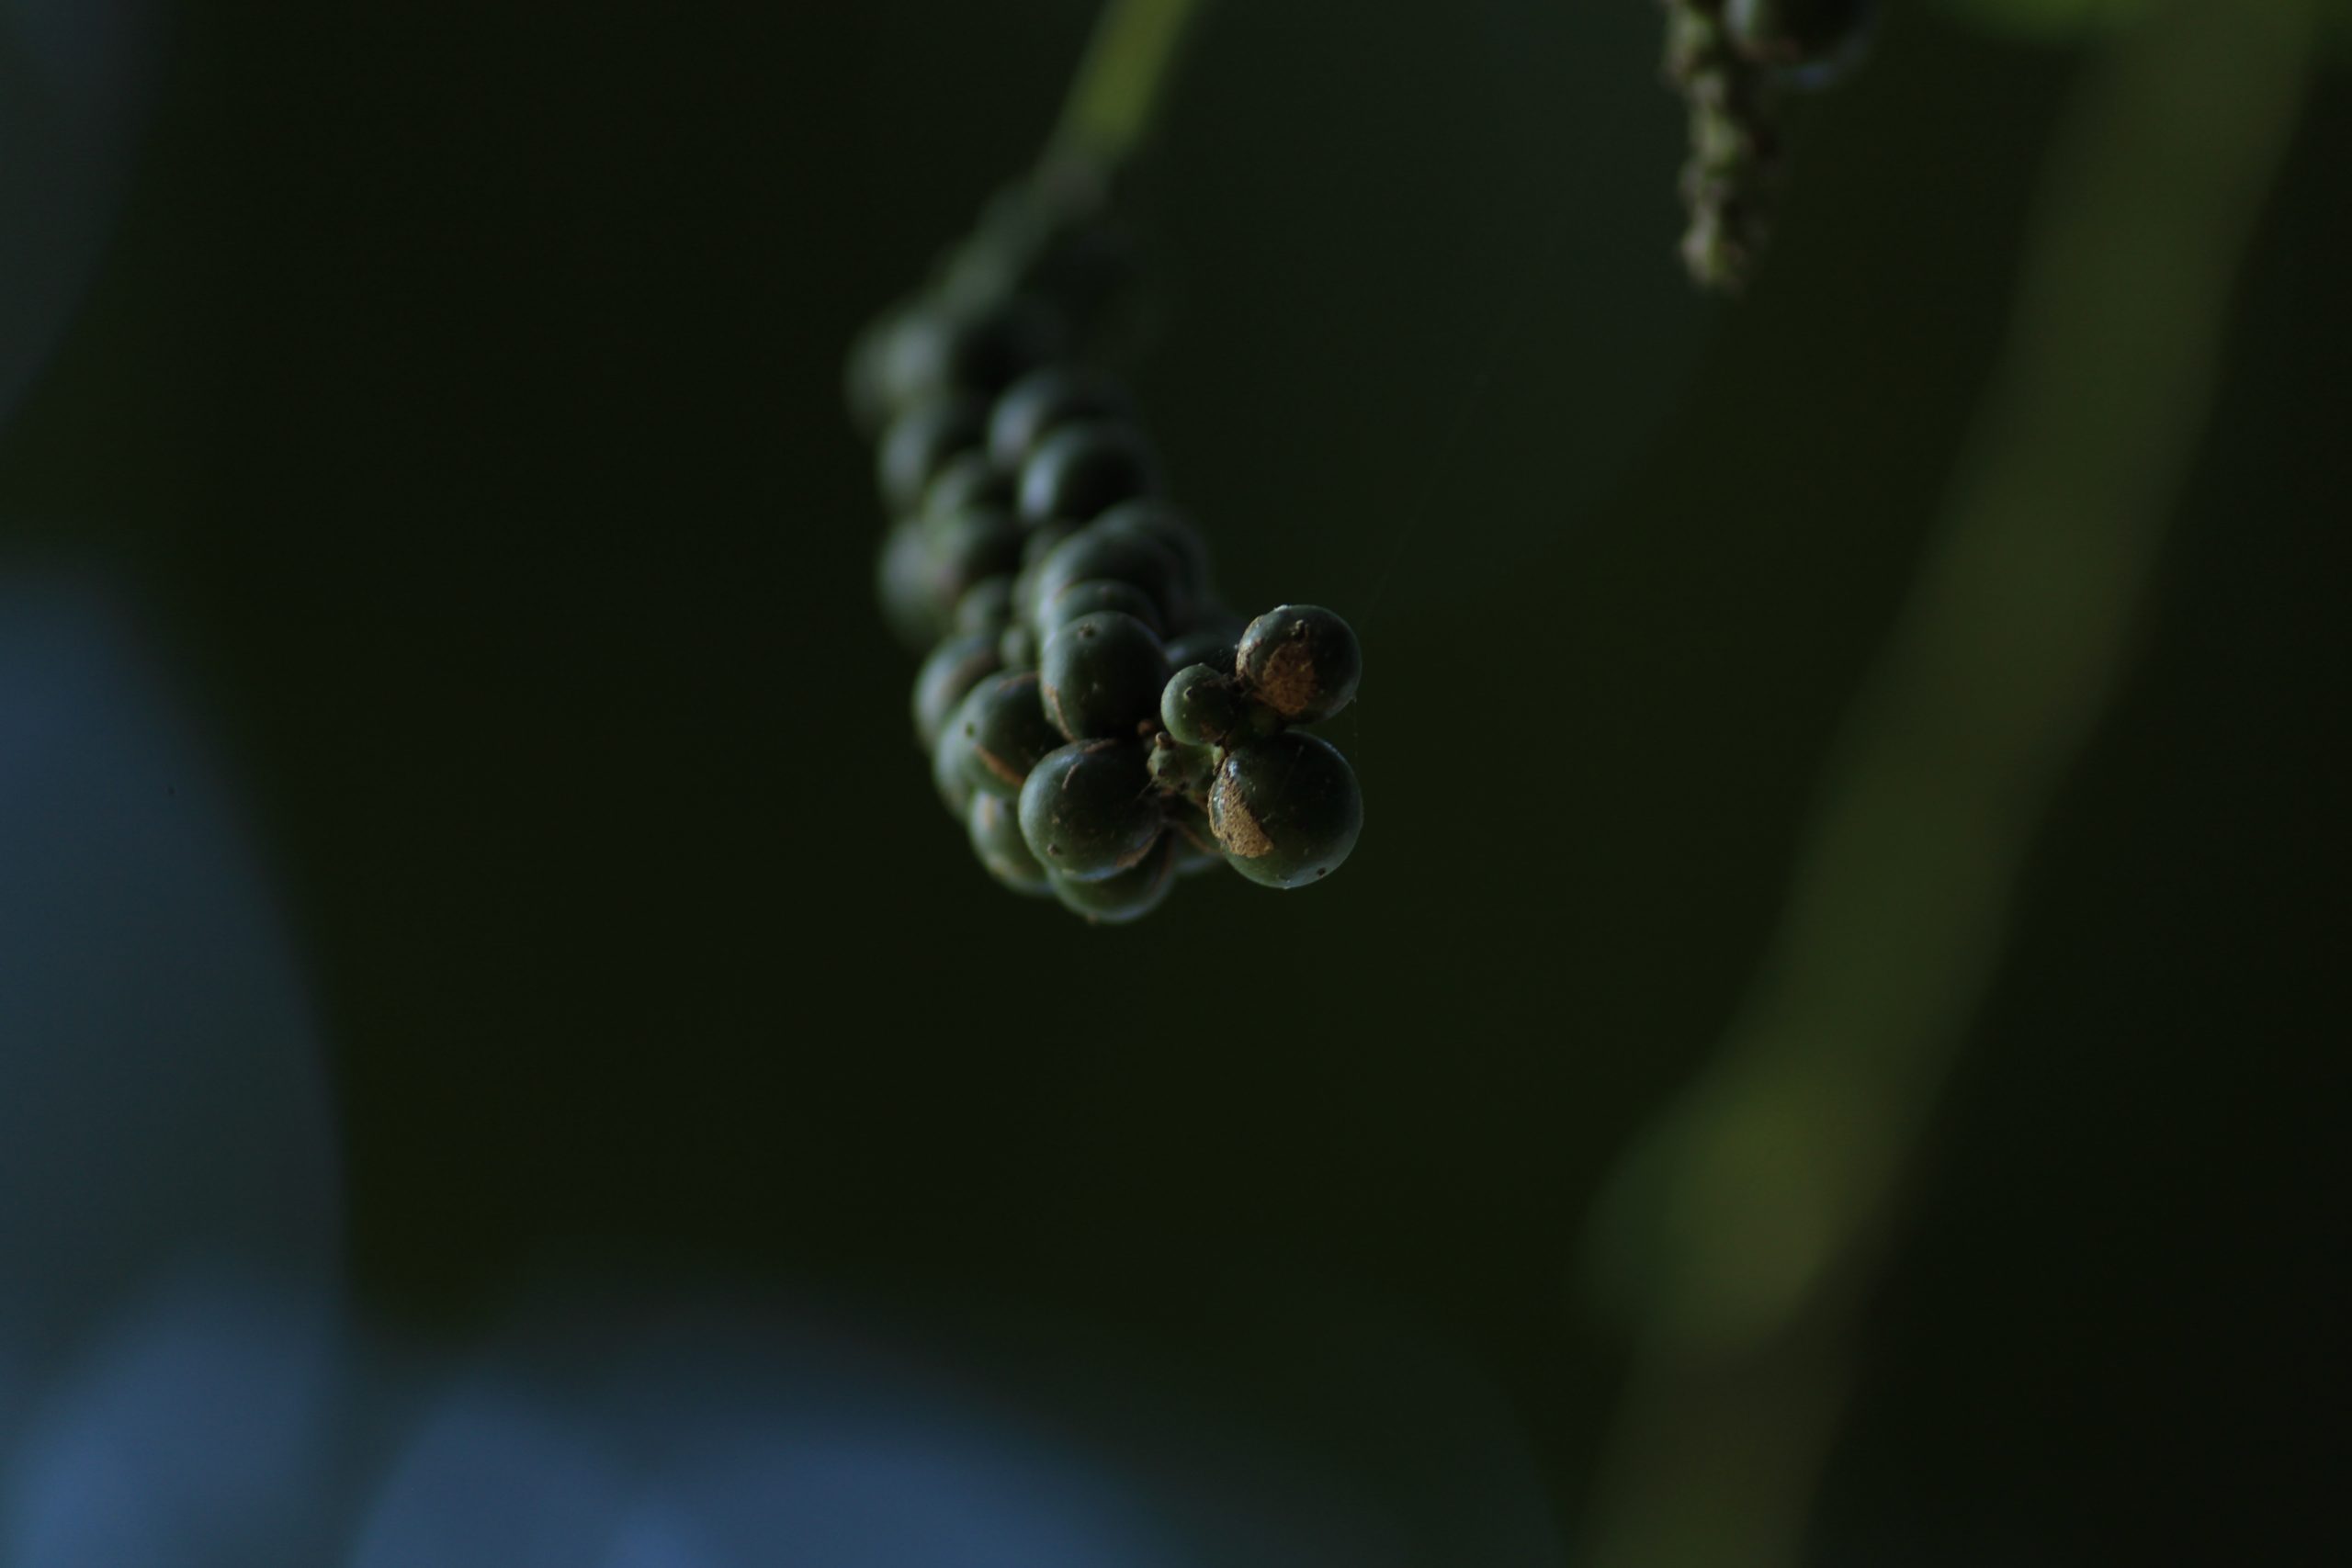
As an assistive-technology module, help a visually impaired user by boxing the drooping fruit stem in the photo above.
[1578,3,2324,1563]
[1047,0,1213,174]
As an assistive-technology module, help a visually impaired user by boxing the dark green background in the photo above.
[4,2,2342,1561]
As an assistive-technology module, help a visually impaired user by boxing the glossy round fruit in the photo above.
[955,575,1016,635]
[997,622,1038,671]
[918,505,1024,612]
[1162,616,1247,678]
[876,395,987,516]
[1028,519,1190,633]
[1159,662,1247,748]
[989,367,1134,470]
[922,450,1013,516]
[1018,739,1162,882]
[1035,578,1163,639]
[844,298,917,434]
[1164,799,1225,877]
[931,714,978,818]
[1208,731,1363,889]
[1039,611,1168,741]
[954,671,1064,798]
[876,517,944,651]
[1237,604,1363,724]
[1094,499,1211,601]
[911,630,1001,750]
[968,792,1051,897]
[1011,518,1080,622]
[1017,421,1159,527]
[856,294,1067,427]
[1049,833,1176,924]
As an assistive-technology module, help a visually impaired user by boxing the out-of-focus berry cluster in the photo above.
[1661,0,1876,291]
[846,169,1364,922]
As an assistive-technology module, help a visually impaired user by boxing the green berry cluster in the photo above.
[849,169,1366,922]
[1660,0,1875,291]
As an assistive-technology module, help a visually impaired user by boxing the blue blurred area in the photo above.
[1,1273,1559,1566]
[0,566,1559,1565]
[3,1269,342,1568]
[0,571,342,1353]
[345,1385,637,1568]
[0,0,161,422]
[0,569,343,1561]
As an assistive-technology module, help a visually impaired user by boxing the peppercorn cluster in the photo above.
[845,170,1365,923]
[1661,0,1876,291]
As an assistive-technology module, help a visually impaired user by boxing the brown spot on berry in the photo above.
[1254,636,1319,719]
[1210,768,1274,860]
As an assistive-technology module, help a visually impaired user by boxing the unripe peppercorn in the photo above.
[954,671,1063,798]
[1017,421,1159,527]
[1049,833,1176,924]
[968,791,1051,896]
[1236,604,1363,724]
[911,630,1001,750]
[989,366,1134,470]
[1029,519,1191,634]
[1209,731,1363,888]
[955,575,1017,636]
[854,293,1068,431]
[1018,739,1162,882]
[877,395,987,516]
[1159,662,1248,748]
[922,450,1015,517]
[1040,610,1168,741]
[1035,578,1164,639]
[1094,499,1212,603]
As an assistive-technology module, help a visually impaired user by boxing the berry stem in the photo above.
[1579,3,2323,1562]
[1048,0,1213,174]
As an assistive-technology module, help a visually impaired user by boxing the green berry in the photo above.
[1017,421,1159,527]
[911,630,1001,750]
[998,622,1038,671]
[1094,499,1212,603]
[955,575,1016,635]
[1237,604,1363,724]
[1209,731,1363,889]
[1163,616,1247,677]
[876,518,944,651]
[856,294,1067,428]
[1159,662,1248,748]
[877,395,987,515]
[1021,518,1079,563]
[922,450,1014,516]
[1018,739,1162,882]
[989,367,1134,470]
[968,792,1051,897]
[1011,518,1080,626]
[932,714,978,818]
[845,298,916,434]
[1028,519,1191,633]
[1049,834,1176,924]
[1035,578,1163,638]
[1039,610,1167,741]
[918,505,1024,613]
[1164,799,1225,878]
[954,671,1063,798]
